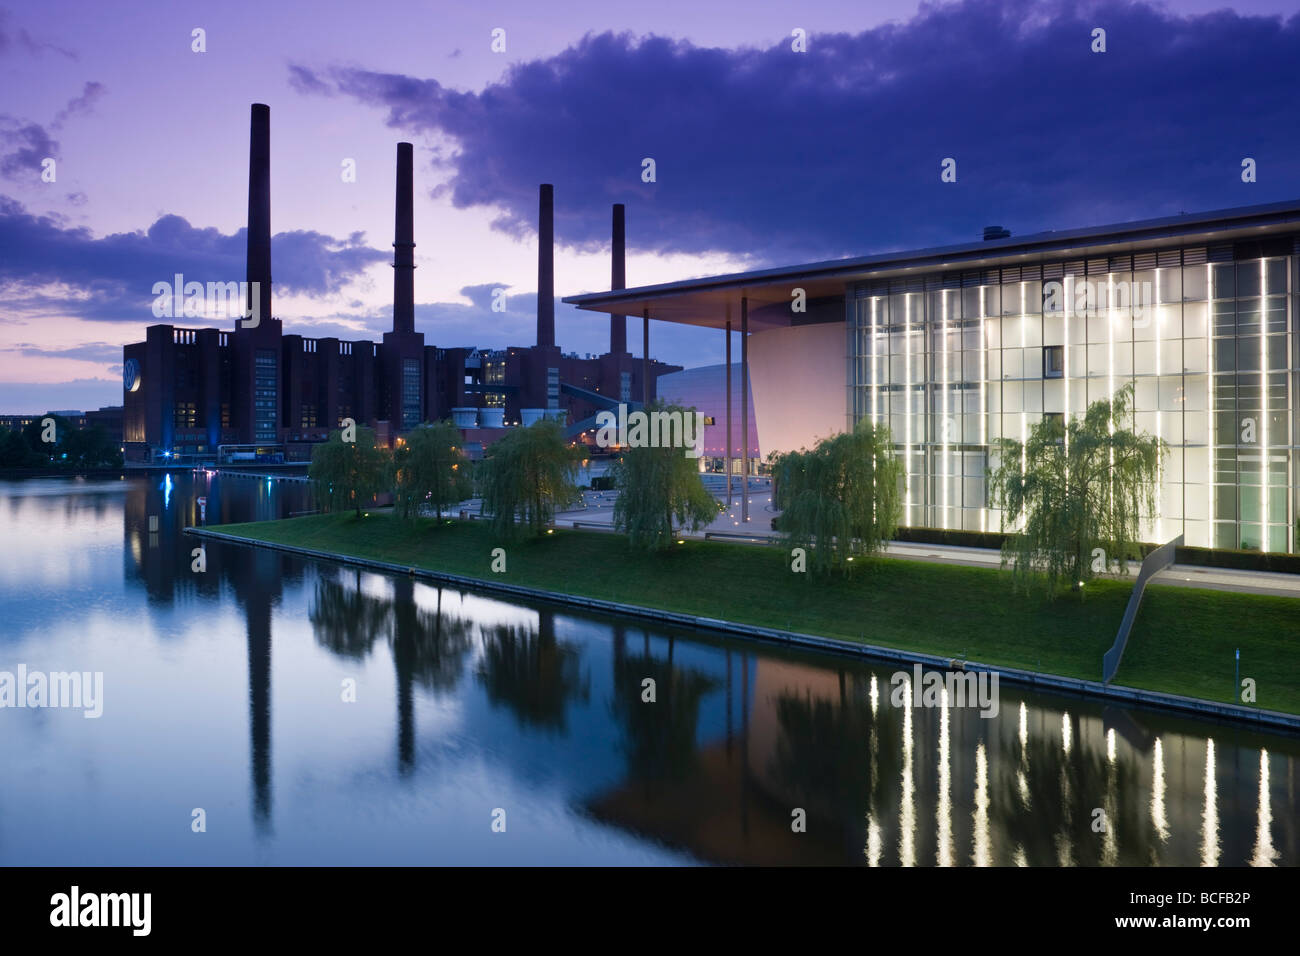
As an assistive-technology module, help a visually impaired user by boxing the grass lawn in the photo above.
[212,512,1300,716]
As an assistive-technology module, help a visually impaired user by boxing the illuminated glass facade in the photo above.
[849,244,1299,552]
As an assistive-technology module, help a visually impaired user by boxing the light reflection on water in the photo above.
[0,475,1296,866]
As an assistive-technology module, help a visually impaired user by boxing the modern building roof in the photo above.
[563,198,1300,330]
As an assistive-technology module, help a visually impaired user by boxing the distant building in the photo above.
[0,406,122,443]
[657,363,759,471]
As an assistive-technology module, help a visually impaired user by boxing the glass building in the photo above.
[848,247,1296,550]
[566,200,1300,553]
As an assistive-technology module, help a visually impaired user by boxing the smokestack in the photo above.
[245,103,272,328]
[393,142,415,334]
[610,203,626,354]
[537,183,555,350]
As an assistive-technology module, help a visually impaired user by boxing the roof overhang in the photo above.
[562,198,1300,330]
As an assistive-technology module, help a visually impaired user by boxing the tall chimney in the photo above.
[393,142,415,334]
[610,203,626,355]
[537,183,555,350]
[245,103,272,328]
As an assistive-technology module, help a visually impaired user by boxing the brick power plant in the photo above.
[122,103,680,464]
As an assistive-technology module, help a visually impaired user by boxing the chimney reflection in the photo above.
[247,592,273,834]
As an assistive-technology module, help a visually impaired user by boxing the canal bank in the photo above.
[188,520,1300,734]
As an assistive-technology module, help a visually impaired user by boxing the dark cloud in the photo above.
[295,0,1300,263]
[0,120,57,178]
[0,9,76,60]
[287,63,333,97]
[1,81,106,179]
[4,342,123,363]
[0,195,389,322]
[52,81,106,128]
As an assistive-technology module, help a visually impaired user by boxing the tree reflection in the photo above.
[993,713,1150,865]
[309,571,476,772]
[310,570,390,659]
[768,676,900,840]
[477,610,590,732]
[610,635,719,783]
[391,578,475,770]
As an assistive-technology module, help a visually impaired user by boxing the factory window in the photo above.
[300,404,317,429]
[173,402,197,428]
[254,350,278,441]
[547,367,560,409]
[402,358,421,429]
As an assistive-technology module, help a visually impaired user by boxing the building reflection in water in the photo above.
[1151,737,1169,850]
[1203,737,1219,866]
[107,473,1300,866]
[1252,750,1277,867]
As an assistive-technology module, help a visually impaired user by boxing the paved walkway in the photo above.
[546,480,1300,600]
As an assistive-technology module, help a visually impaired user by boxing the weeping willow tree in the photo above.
[988,383,1165,596]
[769,419,903,575]
[476,418,581,538]
[392,421,472,519]
[308,425,390,517]
[611,403,720,550]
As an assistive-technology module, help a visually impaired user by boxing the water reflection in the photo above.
[0,474,1297,866]
[480,610,589,733]
[1203,738,1220,866]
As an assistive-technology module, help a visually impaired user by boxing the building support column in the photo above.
[725,312,733,508]
[642,307,650,405]
[741,295,749,523]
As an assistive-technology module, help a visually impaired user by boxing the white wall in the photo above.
[747,322,846,457]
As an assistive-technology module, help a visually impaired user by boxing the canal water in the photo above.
[0,474,1295,865]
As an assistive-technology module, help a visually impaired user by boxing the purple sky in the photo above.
[2,0,1298,412]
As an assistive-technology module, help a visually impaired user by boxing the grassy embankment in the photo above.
[214,512,1300,715]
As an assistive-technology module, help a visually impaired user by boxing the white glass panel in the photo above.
[1135,377,1158,409]
[1182,301,1208,339]
[1134,341,1157,375]
[1086,343,1108,375]
[1043,379,1064,413]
